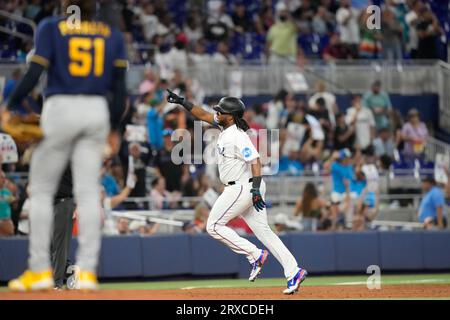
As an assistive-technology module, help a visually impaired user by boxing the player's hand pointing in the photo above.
[166,89,193,111]
[166,89,183,104]
[251,188,266,212]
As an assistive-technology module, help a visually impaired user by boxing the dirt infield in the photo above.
[1,284,450,300]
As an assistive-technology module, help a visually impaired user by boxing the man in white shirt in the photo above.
[345,95,376,152]
[140,2,159,43]
[212,41,238,66]
[308,81,338,128]
[336,0,360,54]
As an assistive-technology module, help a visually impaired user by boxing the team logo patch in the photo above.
[242,147,252,159]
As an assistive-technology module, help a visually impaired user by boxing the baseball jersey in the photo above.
[216,124,259,185]
[30,17,127,97]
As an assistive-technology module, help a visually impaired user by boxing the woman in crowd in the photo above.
[294,182,331,231]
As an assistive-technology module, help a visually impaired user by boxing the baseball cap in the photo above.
[162,128,174,137]
[338,148,352,160]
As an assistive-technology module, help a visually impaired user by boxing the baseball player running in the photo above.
[167,90,307,294]
[5,0,127,291]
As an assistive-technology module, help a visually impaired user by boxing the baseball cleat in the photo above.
[283,268,308,295]
[249,249,269,282]
[8,269,54,292]
[75,270,99,291]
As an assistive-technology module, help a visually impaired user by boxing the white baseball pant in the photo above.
[206,180,299,279]
[28,95,109,273]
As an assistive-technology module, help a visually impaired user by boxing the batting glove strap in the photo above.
[251,188,266,212]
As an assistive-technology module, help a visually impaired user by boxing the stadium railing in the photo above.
[0,10,36,42]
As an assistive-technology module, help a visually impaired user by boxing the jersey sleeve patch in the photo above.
[114,59,129,68]
[30,54,50,68]
[242,147,253,159]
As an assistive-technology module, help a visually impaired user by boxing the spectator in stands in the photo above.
[254,4,275,35]
[2,68,23,111]
[266,4,299,65]
[232,1,254,34]
[312,6,334,35]
[125,32,141,64]
[405,0,423,59]
[184,9,204,45]
[0,170,14,236]
[358,9,382,59]
[362,80,393,131]
[156,12,178,43]
[416,8,443,59]
[324,149,354,229]
[418,176,447,229]
[322,33,356,60]
[149,176,180,210]
[24,0,42,20]
[307,97,333,146]
[336,0,361,57]
[34,0,58,25]
[266,89,288,130]
[352,199,379,231]
[212,40,238,66]
[188,38,209,66]
[294,182,331,231]
[192,202,209,233]
[154,129,188,193]
[116,217,131,235]
[146,96,165,151]
[126,142,150,199]
[101,162,121,197]
[401,108,428,159]
[373,127,396,160]
[165,33,189,73]
[139,2,158,42]
[334,112,355,151]
[345,94,376,154]
[308,81,338,129]
[204,0,234,41]
[381,8,404,60]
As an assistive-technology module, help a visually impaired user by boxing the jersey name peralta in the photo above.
[30,17,127,97]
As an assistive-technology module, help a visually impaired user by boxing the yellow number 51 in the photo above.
[69,37,105,77]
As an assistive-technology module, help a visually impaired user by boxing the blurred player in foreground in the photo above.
[167,90,307,295]
[4,0,127,291]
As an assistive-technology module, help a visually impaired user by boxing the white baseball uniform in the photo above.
[206,124,299,279]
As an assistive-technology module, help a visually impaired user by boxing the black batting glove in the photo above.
[251,188,266,212]
[166,89,193,111]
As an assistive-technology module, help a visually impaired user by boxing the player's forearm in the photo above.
[251,159,263,190]
[7,62,44,110]
[109,67,127,130]
[190,105,215,124]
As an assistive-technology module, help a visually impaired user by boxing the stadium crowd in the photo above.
[0,0,449,238]
[0,0,448,63]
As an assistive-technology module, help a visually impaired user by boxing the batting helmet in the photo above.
[213,97,245,118]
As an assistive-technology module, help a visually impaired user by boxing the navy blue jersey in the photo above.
[30,17,127,97]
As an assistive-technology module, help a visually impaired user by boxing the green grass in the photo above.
[1,273,449,293]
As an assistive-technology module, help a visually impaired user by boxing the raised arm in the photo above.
[166,89,216,125]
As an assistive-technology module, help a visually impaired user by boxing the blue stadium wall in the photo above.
[1,231,450,281]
